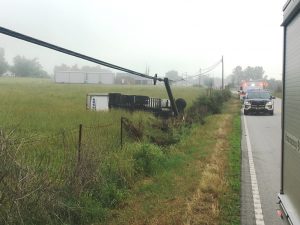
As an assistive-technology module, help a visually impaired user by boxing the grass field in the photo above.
[0,77,204,224]
[0,77,203,134]
[0,77,240,225]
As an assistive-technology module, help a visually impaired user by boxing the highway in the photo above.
[241,98,285,225]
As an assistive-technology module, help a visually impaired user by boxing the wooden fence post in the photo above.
[120,117,123,149]
[78,124,82,163]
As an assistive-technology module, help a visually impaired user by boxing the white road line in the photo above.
[243,115,265,225]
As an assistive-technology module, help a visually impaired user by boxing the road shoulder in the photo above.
[241,115,256,225]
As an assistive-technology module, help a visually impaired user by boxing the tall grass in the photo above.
[186,88,232,124]
[0,77,232,224]
[0,77,204,224]
[220,101,241,224]
[0,77,202,133]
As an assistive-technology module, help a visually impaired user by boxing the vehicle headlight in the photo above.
[244,101,251,105]
[266,101,272,106]
[265,101,273,109]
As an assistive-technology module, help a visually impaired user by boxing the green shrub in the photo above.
[98,183,127,208]
[101,151,136,189]
[134,144,166,176]
[186,89,232,122]
[58,194,107,225]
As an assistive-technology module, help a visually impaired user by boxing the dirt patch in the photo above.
[183,114,232,225]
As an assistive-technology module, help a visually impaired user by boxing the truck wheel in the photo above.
[270,110,274,116]
[244,110,248,115]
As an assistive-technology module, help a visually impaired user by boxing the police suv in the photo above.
[243,89,275,115]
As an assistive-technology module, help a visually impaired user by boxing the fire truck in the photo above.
[239,79,268,101]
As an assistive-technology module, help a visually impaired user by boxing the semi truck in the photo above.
[278,0,300,224]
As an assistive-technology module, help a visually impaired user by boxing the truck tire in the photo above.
[244,110,248,115]
[269,110,274,116]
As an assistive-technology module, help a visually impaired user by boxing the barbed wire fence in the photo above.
[1,116,143,175]
[0,119,136,224]
[2,118,139,179]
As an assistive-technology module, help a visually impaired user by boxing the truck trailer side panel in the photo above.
[55,72,69,83]
[280,1,300,224]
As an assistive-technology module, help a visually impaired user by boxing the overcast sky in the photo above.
[0,0,286,80]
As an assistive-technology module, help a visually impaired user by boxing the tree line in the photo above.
[0,46,282,92]
[227,65,266,86]
[227,65,282,92]
[0,47,48,78]
[53,64,108,73]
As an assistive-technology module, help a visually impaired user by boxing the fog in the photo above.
[0,0,286,79]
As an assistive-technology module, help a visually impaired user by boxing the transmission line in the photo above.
[171,58,222,84]
[189,59,222,79]
[0,26,164,83]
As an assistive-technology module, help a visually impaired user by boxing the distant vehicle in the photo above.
[243,90,275,115]
[239,80,268,101]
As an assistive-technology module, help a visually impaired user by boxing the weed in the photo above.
[219,114,241,225]
[133,144,166,176]
[186,89,232,124]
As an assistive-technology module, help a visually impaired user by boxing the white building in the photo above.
[54,70,114,84]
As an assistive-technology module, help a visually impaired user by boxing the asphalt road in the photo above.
[241,98,286,225]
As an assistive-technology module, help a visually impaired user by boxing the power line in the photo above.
[190,59,222,79]
[0,26,224,87]
[171,59,222,83]
[168,59,222,84]
[0,26,164,83]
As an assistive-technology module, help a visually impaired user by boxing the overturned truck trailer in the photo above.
[86,93,186,118]
[279,0,300,224]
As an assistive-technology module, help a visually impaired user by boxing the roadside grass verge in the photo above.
[219,99,241,224]
[105,97,241,225]
[106,115,221,225]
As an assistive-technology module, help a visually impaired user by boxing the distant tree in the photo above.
[11,55,48,77]
[243,66,264,80]
[226,66,243,87]
[227,65,265,87]
[0,48,9,75]
[54,64,105,73]
[54,64,71,72]
[267,78,282,92]
[165,70,182,80]
[233,66,243,85]
[81,65,102,72]
[233,66,243,75]
[71,64,80,71]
